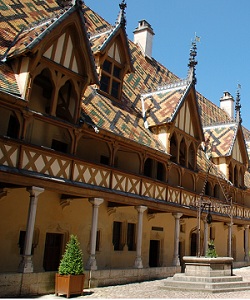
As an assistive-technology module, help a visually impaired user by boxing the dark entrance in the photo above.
[43,233,63,271]
[190,232,197,256]
[149,240,160,267]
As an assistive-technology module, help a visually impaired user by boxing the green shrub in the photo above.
[205,240,217,258]
[58,234,84,275]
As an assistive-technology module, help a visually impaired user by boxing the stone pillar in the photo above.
[134,205,147,268]
[172,213,183,266]
[85,198,104,270]
[227,222,233,257]
[244,225,249,262]
[203,219,209,256]
[18,186,44,273]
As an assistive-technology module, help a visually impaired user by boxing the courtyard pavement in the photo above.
[38,266,250,299]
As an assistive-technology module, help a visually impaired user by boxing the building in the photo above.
[1,0,250,296]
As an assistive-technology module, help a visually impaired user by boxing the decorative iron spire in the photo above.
[187,35,199,85]
[235,84,242,124]
[116,0,127,27]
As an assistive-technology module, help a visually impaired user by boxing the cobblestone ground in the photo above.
[39,266,250,299]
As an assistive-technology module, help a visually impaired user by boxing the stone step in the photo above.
[170,273,244,283]
[163,278,250,293]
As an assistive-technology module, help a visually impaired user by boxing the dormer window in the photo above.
[99,42,123,100]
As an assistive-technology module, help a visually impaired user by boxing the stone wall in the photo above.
[0,266,180,297]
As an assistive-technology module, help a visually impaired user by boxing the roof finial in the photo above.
[187,34,200,85]
[116,0,127,27]
[235,83,242,124]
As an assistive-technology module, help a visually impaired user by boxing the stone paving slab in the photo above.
[37,266,250,299]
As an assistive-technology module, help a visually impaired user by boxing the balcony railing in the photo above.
[0,137,249,220]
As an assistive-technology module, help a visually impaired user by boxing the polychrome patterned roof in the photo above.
[82,86,166,152]
[203,123,238,157]
[0,0,63,59]
[0,64,20,95]
[141,81,190,126]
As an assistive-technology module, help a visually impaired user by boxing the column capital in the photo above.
[226,222,234,227]
[89,197,104,206]
[244,225,250,229]
[135,205,147,214]
[26,186,44,197]
[172,212,183,219]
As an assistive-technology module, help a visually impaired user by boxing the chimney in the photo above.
[220,91,234,119]
[133,20,154,59]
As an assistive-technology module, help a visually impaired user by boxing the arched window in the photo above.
[229,163,233,183]
[7,113,20,139]
[188,142,196,170]
[234,165,238,187]
[57,80,76,122]
[30,68,53,114]
[170,133,178,163]
[143,158,165,181]
[179,138,186,167]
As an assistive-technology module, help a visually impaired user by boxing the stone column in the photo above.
[227,222,233,257]
[244,225,249,262]
[85,198,104,270]
[134,205,147,268]
[18,186,44,273]
[203,219,209,256]
[172,213,183,266]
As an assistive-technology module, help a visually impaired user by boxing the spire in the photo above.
[187,35,199,85]
[235,84,242,124]
[116,0,127,27]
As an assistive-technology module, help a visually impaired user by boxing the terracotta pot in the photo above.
[55,273,85,298]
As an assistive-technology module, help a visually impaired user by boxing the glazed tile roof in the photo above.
[0,0,63,59]
[0,64,20,95]
[203,123,238,157]
[1,1,250,165]
[82,86,166,151]
[141,81,191,126]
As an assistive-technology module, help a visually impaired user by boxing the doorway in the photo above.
[149,240,160,267]
[43,233,63,271]
[190,231,197,256]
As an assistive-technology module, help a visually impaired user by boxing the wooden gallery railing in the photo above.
[0,138,250,220]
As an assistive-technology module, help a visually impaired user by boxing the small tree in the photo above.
[205,240,218,258]
[58,234,84,275]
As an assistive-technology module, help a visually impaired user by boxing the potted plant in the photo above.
[205,240,218,258]
[55,234,85,298]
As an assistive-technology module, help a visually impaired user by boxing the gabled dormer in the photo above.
[8,2,98,125]
[89,1,134,101]
[141,40,204,170]
[203,122,248,188]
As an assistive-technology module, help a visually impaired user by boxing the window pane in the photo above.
[103,60,112,73]
[113,65,121,79]
[111,80,120,98]
[100,74,110,93]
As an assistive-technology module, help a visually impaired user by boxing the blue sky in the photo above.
[86,1,250,129]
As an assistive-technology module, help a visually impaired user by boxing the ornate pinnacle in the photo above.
[116,0,127,27]
[235,84,242,124]
[187,35,199,85]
